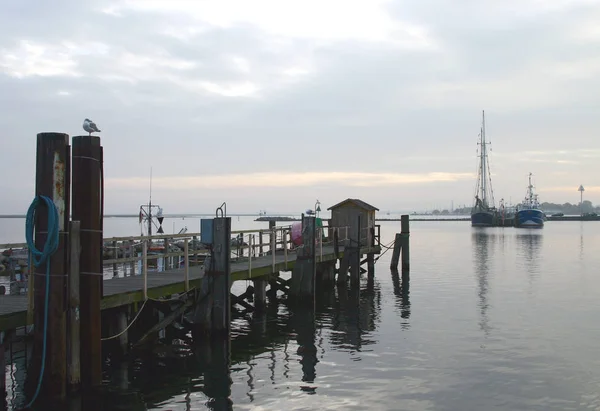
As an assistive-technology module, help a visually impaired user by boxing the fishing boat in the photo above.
[515,173,545,228]
[471,110,498,227]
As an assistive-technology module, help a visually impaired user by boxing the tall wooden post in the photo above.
[401,215,410,271]
[268,220,276,256]
[390,233,402,270]
[72,136,103,389]
[29,132,70,402]
[67,221,81,392]
[290,215,316,302]
[367,253,375,278]
[253,278,267,311]
[211,217,231,332]
[1,332,5,401]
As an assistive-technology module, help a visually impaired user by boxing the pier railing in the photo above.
[0,224,380,296]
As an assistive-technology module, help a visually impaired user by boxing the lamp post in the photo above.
[315,199,321,219]
[578,185,585,216]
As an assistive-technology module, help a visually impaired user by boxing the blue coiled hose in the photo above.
[23,195,59,409]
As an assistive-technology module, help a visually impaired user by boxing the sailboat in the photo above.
[471,110,498,227]
[515,173,545,228]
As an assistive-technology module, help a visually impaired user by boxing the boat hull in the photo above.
[515,209,545,228]
[471,211,495,227]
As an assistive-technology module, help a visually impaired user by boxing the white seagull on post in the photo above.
[83,118,101,136]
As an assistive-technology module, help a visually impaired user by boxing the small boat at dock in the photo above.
[515,173,545,228]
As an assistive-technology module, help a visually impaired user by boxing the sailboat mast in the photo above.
[480,110,487,206]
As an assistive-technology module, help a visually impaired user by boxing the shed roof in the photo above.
[327,198,379,211]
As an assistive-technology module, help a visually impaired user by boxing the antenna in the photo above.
[149,166,153,205]
[148,167,153,236]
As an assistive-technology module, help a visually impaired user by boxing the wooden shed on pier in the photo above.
[327,198,378,247]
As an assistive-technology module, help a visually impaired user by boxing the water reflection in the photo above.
[471,229,497,336]
[391,269,411,329]
[291,306,318,393]
[579,223,584,261]
[516,231,543,290]
[198,338,232,411]
[328,281,381,354]
[4,273,384,410]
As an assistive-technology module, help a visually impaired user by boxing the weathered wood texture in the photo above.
[401,214,410,271]
[390,233,403,270]
[30,132,70,402]
[72,135,103,389]
[367,253,375,277]
[211,217,232,332]
[67,221,81,393]
[253,278,267,311]
[290,216,316,300]
[328,199,378,247]
[1,331,5,396]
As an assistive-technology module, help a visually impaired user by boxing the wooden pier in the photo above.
[0,132,409,408]
[1,226,381,329]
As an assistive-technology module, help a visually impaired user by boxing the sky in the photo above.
[1,0,599,214]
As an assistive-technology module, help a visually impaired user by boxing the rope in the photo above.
[374,237,396,263]
[101,299,149,341]
[23,195,60,409]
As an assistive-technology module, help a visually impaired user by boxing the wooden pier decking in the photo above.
[0,243,380,331]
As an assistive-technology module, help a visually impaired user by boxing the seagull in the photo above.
[83,118,101,136]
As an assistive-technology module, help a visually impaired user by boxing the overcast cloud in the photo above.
[1,0,599,214]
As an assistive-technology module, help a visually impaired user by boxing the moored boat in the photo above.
[515,173,544,228]
[471,110,498,227]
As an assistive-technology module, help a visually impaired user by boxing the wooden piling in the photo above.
[67,221,81,393]
[115,308,128,357]
[72,135,103,390]
[367,253,375,278]
[401,214,410,271]
[337,252,349,285]
[319,262,336,284]
[290,215,316,301]
[390,233,403,270]
[253,278,267,311]
[1,331,5,400]
[211,217,232,332]
[29,132,70,402]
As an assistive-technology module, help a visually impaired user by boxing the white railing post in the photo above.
[284,228,288,269]
[142,240,148,299]
[248,234,253,278]
[184,238,189,291]
[271,228,276,272]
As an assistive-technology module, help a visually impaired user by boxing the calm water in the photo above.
[3,218,600,410]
